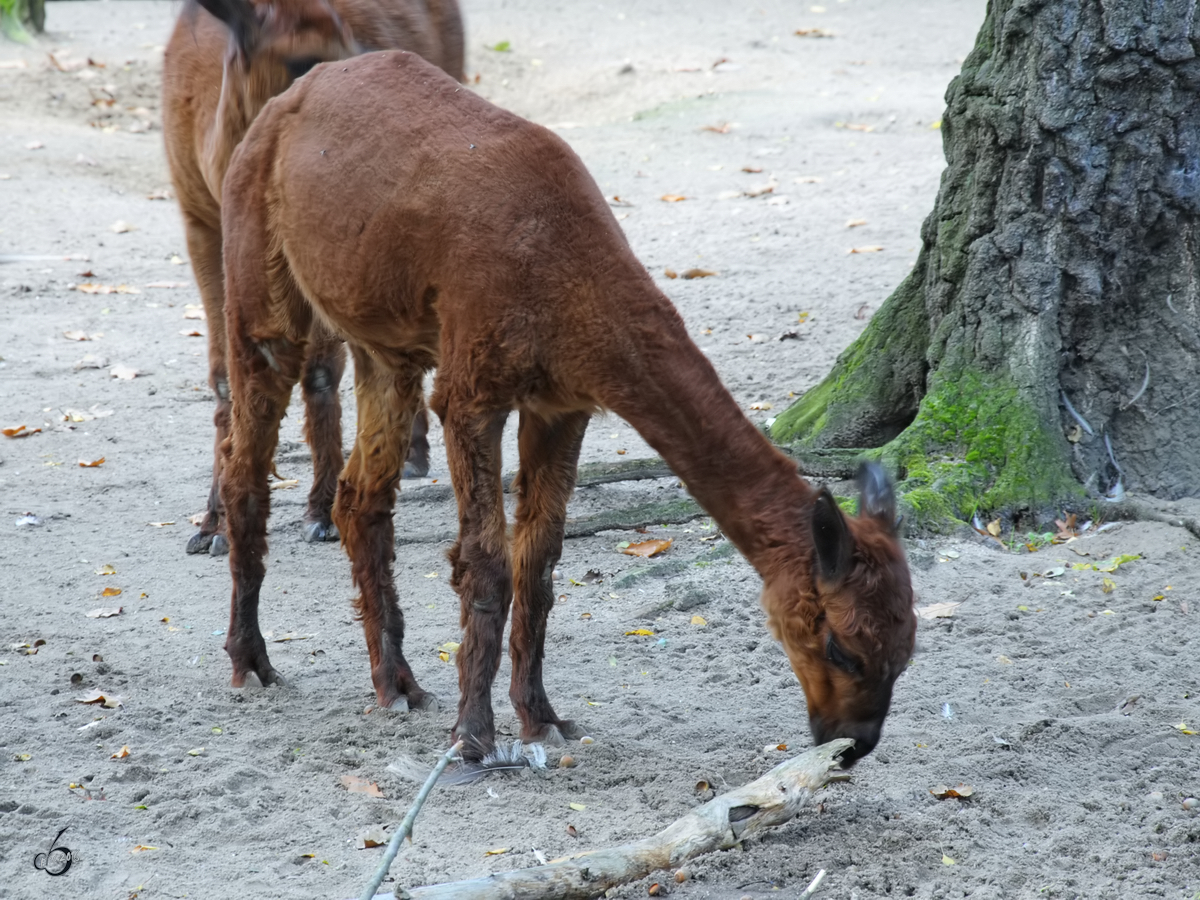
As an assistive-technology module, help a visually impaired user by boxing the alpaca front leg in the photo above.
[442,407,511,760]
[333,348,434,712]
[300,325,346,544]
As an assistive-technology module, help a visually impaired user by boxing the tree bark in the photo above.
[771,0,1200,528]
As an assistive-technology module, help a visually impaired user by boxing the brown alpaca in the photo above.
[218,51,917,765]
[162,0,463,555]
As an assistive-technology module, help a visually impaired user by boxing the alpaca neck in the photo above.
[598,286,814,579]
[202,55,284,200]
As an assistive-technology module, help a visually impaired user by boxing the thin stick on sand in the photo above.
[359,740,464,900]
[392,738,853,900]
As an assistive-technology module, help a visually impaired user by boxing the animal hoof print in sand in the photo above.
[186,530,214,555]
[302,521,339,544]
[208,533,230,557]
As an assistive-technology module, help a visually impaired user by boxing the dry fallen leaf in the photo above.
[76,689,122,708]
[3,425,41,438]
[63,330,92,341]
[356,826,388,849]
[86,607,122,618]
[1102,577,1116,594]
[180,329,204,337]
[917,602,962,620]
[1173,722,1198,735]
[111,745,130,759]
[148,521,176,527]
[691,615,707,626]
[111,220,137,234]
[79,457,106,468]
[568,802,587,811]
[660,194,688,202]
[794,27,833,37]
[848,245,884,254]
[95,564,116,575]
[75,283,140,294]
[625,629,656,637]
[72,356,109,372]
[930,784,975,800]
[996,655,1014,665]
[749,401,773,411]
[664,268,678,279]
[270,478,300,491]
[183,304,206,319]
[130,845,158,853]
[986,518,1002,536]
[700,123,732,134]
[340,775,385,797]
[101,586,122,597]
[681,268,717,279]
[110,364,140,380]
[622,539,672,558]
[942,853,956,866]
[484,848,510,857]
[845,218,867,228]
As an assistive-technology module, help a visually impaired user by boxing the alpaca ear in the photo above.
[857,461,897,529]
[812,488,853,583]
[194,0,262,58]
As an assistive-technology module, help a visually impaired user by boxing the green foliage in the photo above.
[0,0,32,42]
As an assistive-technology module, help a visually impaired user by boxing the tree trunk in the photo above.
[771,0,1200,529]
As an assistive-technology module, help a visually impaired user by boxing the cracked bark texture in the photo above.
[772,0,1200,524]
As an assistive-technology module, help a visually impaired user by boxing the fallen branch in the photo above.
[395,739,853,900]
[395,498,707,545]
[360,740,463,900]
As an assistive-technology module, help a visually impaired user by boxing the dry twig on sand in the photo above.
[391,739,852,900]
[359,740,464,900]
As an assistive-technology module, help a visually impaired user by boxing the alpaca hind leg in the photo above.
[509,410,590,746]
[442,406,511,760]
[300,324,346,544]
[333,347,434,712]
[221,334,305,687]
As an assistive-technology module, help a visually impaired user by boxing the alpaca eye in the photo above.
[825,635,859,674]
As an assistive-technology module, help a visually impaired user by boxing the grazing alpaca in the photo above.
[162,0,463,555]
[218,51,917,764]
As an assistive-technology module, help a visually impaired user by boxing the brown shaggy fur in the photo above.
[162,0,462,555]
[217,51,917,762]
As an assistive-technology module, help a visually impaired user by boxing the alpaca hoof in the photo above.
[302,521,338,543]
[411,691,440,712]
[401,460,429,479]
[232,667,284,689]
[383,695,409,713]
[186,530,214,555]
[208,533,230,557]
[522,719,585,747]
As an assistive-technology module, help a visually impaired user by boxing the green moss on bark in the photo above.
[877,371,1081,532]
[770,264,929,448]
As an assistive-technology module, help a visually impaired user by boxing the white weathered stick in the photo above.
[360,740,464,900]
[394,738,853,900]
[799,867,827,898]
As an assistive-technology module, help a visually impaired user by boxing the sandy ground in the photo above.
[2,1,1199,898]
